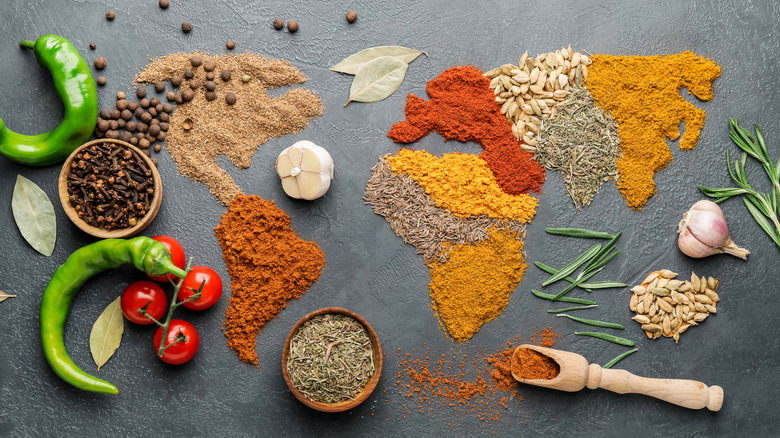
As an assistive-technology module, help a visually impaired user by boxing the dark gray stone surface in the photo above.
[0,0,778,436]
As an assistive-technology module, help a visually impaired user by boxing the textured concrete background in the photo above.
[0,0,778,436]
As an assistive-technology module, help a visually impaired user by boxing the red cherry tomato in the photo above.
[147,235,186,282]
[153,319,199,365]
[120,281,168,325]
[177,266,222,311]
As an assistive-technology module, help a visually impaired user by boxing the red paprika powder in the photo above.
[388,66,546,195]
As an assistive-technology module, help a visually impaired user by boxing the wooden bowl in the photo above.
[282,307,383,412]
[58,139,162,238]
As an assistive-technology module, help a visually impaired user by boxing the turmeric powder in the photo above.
[387,149,538,223]
[586,51,721,209]
[428,228,527,341]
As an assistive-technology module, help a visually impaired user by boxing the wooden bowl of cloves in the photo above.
[58,139,162,239]
[282,307,383,413]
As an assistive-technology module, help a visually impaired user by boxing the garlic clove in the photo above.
[275,141,334,200]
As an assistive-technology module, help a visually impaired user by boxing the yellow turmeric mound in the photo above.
[386,149,538,222]
[428,228,527,342]
[586,51,721,210]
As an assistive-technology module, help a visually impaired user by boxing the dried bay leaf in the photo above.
[12,175,56,256]
[346,56,408,106]
[0,291,17,303]
[330,45,425,75]
[90,297,124,371]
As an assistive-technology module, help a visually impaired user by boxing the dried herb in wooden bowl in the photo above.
[286,313,375,404]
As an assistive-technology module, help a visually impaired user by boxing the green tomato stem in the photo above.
[157,257,194,358]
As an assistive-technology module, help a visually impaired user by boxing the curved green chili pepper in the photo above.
[41,237,187,394]
[0,34,97,166]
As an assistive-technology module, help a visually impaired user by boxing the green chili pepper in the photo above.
[41,237,187,394]
[0,34,97,165]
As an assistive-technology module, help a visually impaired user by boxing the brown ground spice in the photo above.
[136,52,323,206]
[511,348,560,380]
[214,195,325,365]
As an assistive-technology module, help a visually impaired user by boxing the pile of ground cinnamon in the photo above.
[214,195,325,365]
[136,52,323,205]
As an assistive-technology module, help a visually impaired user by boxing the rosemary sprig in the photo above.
[698,118,780,249]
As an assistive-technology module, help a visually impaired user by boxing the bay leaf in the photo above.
[0,291,17,303]
[12,175,56,256]
[330,46,425,75]
[346,56,409,106]
[90,297,124,371]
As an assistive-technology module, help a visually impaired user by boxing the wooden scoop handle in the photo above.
[586,364,723,411]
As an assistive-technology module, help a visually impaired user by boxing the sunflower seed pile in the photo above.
[629,270,719,344]
[484,45,591,149]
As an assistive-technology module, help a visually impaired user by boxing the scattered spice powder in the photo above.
[388,66,546,196]
[387,149,538,223]
[364,156,526,263]
[429,228,527,342]
[214,195,325,365]
[391,328,559,431]
[535,84,621,209]
[585,51,721,209]
[511,348,560,380]
[136,52,323,206]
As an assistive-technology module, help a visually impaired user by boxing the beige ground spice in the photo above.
[135,52,324,205]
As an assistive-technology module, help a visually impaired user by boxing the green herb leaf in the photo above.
[532,290,596,305]
[574,331,635,347]
[557,314,625,329]
[12,175,56,256]
[90,297,124,371]
[330,46,425,75]
[603,348,638,369]
[346,56,408,106]
[545,228,615,239]
[546,305,597,313]
[0,291,17,303]
[541,243,601,287]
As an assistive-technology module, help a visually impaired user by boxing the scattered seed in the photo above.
[89,42,96,50]
[226,40,235,50]
[287,20,299,33]
[97,76,106,86]
[106,11,115,20]
[94,57,106,70]
[273,18,284,30]
[346,10,357,23]
[159,0,169,9]
[182,21,192,33]
[241,74,251,83]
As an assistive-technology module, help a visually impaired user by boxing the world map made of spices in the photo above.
[365,51,721,342]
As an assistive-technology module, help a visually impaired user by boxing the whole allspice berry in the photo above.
[205,91,216,101]
[220,70,231,82]
[94,57,107,70]
[89,42,96,50]
[226,40,235,50]
[273,18,284,30]
[190,55,202,67]
[287,20,299,33]
[106,11,115,20]
[346,10,357,23]
[136,87,147,98]
[159,0,169,9]
[203,60,215,72]
[181,88,194,102]
[181,21,193,33]
[166,91,176,102]
[154,81,165,92]
[171,74,182,87]
[97,76,107,86]
[225,92,237,105]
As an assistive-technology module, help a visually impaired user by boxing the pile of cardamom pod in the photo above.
[484,46,591,151]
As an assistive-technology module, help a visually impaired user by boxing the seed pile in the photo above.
[535,85,621,208]
[94,89,176,165]
[629,270,720,343]
[65,142,155,230]
[364,157,526,263]
[485,46,589,146]
[136,52,324,205]
[287,313,375,404]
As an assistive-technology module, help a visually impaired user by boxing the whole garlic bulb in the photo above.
[677,200,749,260]
[275,141,334,200]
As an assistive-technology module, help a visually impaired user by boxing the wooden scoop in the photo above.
[512,344,723,411]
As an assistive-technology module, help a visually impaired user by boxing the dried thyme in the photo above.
[535,85,621,208]
[364,156,526,263]
[287,313,374,404]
